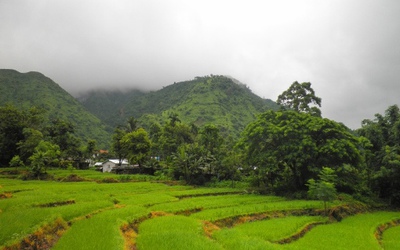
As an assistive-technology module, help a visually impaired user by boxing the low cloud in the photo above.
[1,0,399,129]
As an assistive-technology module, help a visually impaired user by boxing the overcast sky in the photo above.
[1,0,399,129]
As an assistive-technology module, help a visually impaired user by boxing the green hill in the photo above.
[0,69,111,148]
[79,75,279,138]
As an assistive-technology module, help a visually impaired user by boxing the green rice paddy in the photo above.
[1,169,399,249]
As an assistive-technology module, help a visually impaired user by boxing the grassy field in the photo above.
[1,169,399,249]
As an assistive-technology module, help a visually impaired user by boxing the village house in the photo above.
[101,159,129,173]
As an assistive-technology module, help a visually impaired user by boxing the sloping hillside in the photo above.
[79,75,278,137]
[0,69,111,148]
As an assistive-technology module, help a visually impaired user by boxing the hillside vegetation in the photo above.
[79,75,278,138]
[0,69,111,148]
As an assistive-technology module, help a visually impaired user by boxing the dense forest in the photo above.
[1,71,400,207]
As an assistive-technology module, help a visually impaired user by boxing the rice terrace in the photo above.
[0,169,399,250]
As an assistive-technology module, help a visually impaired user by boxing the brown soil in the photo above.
[175,191,244,199]
[0,192,12,199]
[58,174,87,182]
[374,218,400,247]
[34,200,75,208]
[2,218,69,250]
[276,222,326,244]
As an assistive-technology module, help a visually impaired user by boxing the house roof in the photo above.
[103,159,129,165]
[98,149,109,154]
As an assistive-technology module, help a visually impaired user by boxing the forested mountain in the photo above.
[0,70,278,149]
[0,69,111,148]
[78,75,279,138]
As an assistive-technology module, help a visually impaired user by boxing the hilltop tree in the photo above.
[277,81,322,117]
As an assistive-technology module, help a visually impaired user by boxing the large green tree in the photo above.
[17,128,44,163]
[29,140,61,177]
[0,105,44,166]
[157,115,195,159]
[277,81,322,117]
[239,110,363,192]
[172,143,215,185]
[0,105,27,166]
[199,124,224,155]
[111,127,128,166]
[46,119,81,159]
[358,105,400,205]
[121,128,151,167]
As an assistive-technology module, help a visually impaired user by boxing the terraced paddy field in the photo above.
[1,169,399,249]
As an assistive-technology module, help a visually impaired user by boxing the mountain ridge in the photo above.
[79,75,279,138]
[0,69,111,148]
[0,69,279,145]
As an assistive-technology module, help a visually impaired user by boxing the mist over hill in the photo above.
[78,75,279,138]
[0,69,279,146]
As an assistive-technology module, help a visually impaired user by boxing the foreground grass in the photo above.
[53,205,147,250]
[213,216,327,249]
[136,215,224,250]
[1,169,400,249]
[215,216,327,242]
[190,199,335,221]
[283,212,400,250]
[382,226,400,250]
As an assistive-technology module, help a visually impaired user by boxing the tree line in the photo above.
[0,104,97,177]
[1,81,400,206]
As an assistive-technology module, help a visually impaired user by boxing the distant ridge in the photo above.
[0,69,111,148]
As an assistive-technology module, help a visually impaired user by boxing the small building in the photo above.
[102,159,129,173]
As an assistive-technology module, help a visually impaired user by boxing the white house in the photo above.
[102,159,129,173]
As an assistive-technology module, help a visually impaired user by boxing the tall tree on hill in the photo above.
[277,81,322,117]
[168,112,181,127]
